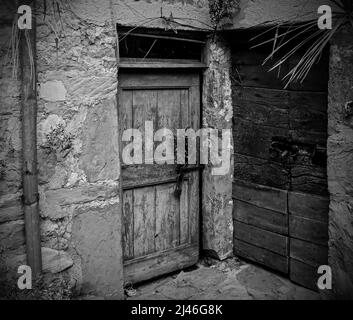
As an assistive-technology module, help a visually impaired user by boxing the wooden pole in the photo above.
[20,0,42,277]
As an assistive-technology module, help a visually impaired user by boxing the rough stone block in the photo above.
[0,205,23,224]
[0,220,25,251]
[39,80,67,102]
[0,194,23,224]
[42,247,74,274]
[40,183,119,220]
[72,203,124,298]
[79,97,120,182]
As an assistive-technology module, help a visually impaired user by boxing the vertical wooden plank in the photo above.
[120,89,133,174]
[156,90,181,164]
[133,90,157,163]
[144,91,158,123]
[189,77,200,245]
[132,90,158,127]
[190,83,200,130]
[180,89,189,128]
[155,184,180,251]
[133,187,156,258]
[189,172,199,244]
[121,90,133,131]
[132,90,146,130]
[188,80,200,245]
[123,190,134,260]
[157,89,181,129]
[180,180,189,245]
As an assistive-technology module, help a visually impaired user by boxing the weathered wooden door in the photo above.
[231,32,329,291]
[119,69,200,284]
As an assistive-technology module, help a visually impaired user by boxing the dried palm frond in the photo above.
[251,0,353,89]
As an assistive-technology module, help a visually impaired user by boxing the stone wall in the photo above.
[328,27,353,299]
[35,0,123,297]
[0,0,124,298]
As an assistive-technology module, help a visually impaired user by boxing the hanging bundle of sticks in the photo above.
[19,0,42,277]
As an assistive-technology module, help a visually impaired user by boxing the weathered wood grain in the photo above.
[121,90,133,131]
[124,244,199,285]
[232,87,289,129]
[232,179,288,213]
[190,85,200,130]
[288,192,329,223]
[289,215,328,246]
[123,190,134,260]
[291,165,328,196]
[290,259,319,291]
[180,89,190,128]
[155,183,180,251]
[157,89,181,129]
[133,187,156,258]
[233,153,289,189]
[234,221,288,256]
[122,165,177,187]
[233,200,288,235]
[290,238,328,267]
[189,172,199,244]
[234,239,288,274]
[119,71,199,89]
[233,117,288,160]
[180,180,190,245]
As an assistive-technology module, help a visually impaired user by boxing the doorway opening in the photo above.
[229,29,330,291]
[117,27,207,285]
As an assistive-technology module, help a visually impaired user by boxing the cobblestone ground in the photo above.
[126,257,321,300]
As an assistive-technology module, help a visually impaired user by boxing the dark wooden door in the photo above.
[231,36,329,291]
[119,70,200,284]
